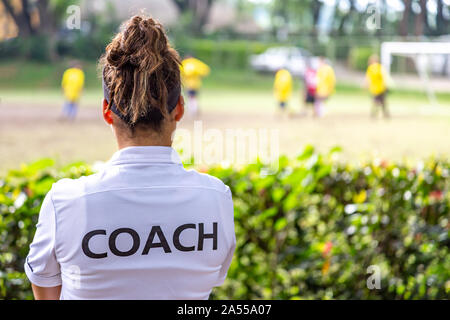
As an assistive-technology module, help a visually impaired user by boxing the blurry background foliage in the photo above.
[1,147,449,299]
[1,0,449,72]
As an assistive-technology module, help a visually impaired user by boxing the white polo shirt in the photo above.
[25,146,235,300]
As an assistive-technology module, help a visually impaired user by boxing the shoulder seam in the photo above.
[52,185,230,199]
[49,190,60,263]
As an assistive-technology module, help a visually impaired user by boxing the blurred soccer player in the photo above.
[181,56,210,116]
[274,68,293,113]
[366,54,390,118]
[315,57,336,117]
[301,58,318,116]
[61,61,85,121]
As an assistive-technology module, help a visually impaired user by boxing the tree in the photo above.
[36,0,56,34]
[336,0,355,36]
[173,0,189,12]
[0,0,79,60]
[0,0,76,37]
[414,0,427,36]
[435,0,449,35]
[310,0,322,37]
[172,0,215,35]
[0,0,35,37]
[268,0,322,37]
[399,0,411,36]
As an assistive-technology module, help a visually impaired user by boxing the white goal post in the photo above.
[381,41,450,105]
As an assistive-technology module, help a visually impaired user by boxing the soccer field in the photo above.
[0,85,449,173]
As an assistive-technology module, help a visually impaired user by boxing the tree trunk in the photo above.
[311,0,322,37]
[1,0,35,36]
[36,0,55,34]
[399,0,411,37]
[20,0,33,32]
[414,0,427,36]
[436,0,448,35]
[173,0,189,12]
[337,0,354,36]
[36,0,59,61]
[198,0,213,33]
[188,0,214,35]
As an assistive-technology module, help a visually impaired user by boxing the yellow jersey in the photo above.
[181,58,210,90]
[316,64,336,98]
[62,68,85,102]
[274,69,293,102]
[366,63,387,96]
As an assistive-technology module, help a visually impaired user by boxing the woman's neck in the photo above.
[114,126,174,150]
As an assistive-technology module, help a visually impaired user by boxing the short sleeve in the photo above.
[24,191,62,287]
[80,70,85,87]
[61,71,68,88]
[215,187,236,286]
[215,234,236,287]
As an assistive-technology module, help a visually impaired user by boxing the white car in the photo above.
[250,47,316,77]
[430,54,450,76]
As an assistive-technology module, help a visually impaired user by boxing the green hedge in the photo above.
[175,39,276,69]
[0,160,93,299]
[348,47,375,71]
[0,36,52,62]
[1,148,449,299]
[1,35,276,69]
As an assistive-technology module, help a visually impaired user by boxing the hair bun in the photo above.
[107,17,160,69]
[139,19,150,31]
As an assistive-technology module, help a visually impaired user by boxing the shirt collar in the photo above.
[107,146,182,166]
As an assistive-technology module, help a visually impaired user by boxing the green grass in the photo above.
[0,60,280,91]
[2,86,449,116]
[2,60,450,103]
[0,60,101,90]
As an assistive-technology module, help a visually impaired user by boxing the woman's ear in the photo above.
[173,96,185,122]
[102,99,114,125]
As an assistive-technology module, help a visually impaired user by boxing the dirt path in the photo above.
[1,103,449,173]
